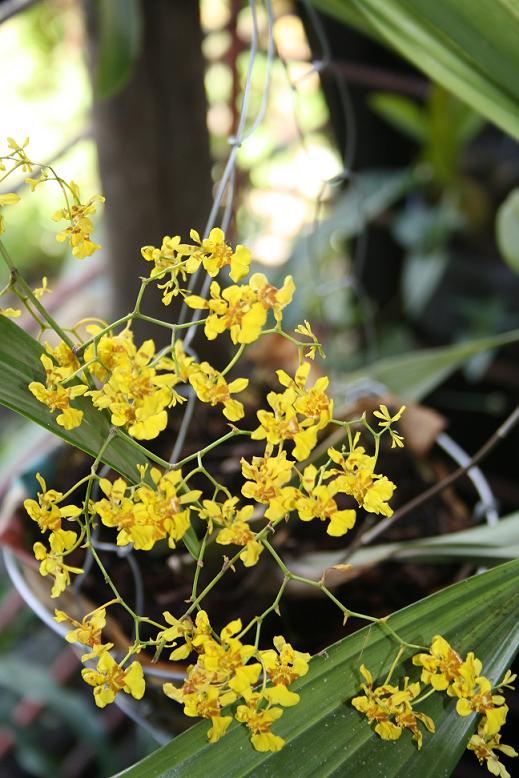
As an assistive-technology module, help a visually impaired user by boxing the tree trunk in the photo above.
[83,0,218,355]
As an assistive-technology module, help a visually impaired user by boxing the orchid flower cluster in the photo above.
[354,637,517,777]
[0,141,514,768]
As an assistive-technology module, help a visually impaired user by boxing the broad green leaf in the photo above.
[368,93,428,142]
[496,187,519,273]
[95,0,142,99]
[401,249,448,317]
[13,732,65,778]
[296,167,416,254]
[291,511,519,575]
[0,316,200,557]
[339,327,519,402]
[281,168,418,326]
[114,559,519,778]
[0,658,115,773]
[371,87,484,186]
[310,0,519,142]
[0,316,147,482]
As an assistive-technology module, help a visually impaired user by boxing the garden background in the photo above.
[1,1,519,776]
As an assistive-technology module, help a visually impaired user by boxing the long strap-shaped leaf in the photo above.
[0,316,201,555]
[115,558,519,778]
[0,316,147,482]
[310,0,519,142]
[342,327,519,402]
[290,512,519,576]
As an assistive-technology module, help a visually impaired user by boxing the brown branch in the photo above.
[322,60,427,98]
[345,404,519,556]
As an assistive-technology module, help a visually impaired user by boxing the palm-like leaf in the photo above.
[114,559,519,777]
[310,0,519,141]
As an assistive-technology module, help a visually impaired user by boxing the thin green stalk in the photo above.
[183,548,244,618]
[413,686,438,706]
[60,526,86,556]
[59,475,95,502]
[60,358,98,384]
[171,316,208,331]
[384,646,405,685]
[192,456,232,497]
[221,343,245,376]
[82,431,142,636]
[262,540,426,651]
[132,279,148,314]
[261,327,322,350]
[115,429,173,470]
[135,313,176,330]
[261,538,286,571]
[191,532,209,605]
[183,519,282,618]
[237,577,288,646]
[75,314,133,354]
[0,239,76,349]
[14,291,46,330]
[0,158,25,183]
[173,428,248,468]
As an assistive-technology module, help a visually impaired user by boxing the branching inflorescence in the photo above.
[0,140,516,773]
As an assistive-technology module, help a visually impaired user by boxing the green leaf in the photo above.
[496,187,519,273]
[95,0,142,99]
[280,168,418,326]
[310,0,519,142]
[292,511,519,574]
[368,93,428,142]
[298,167,417,255]
[0,316,147,482]
[340,327,519,402]
[114,559,519,777]
[0,658,115,774]
[13,732,65,778]
[0,316,200,557]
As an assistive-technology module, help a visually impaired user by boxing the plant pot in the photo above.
[0,442,187,744]
[0,414,499,742]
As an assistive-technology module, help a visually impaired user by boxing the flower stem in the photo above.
[172,428,248,468]
[221,343,245,376]
[0,239,76,349]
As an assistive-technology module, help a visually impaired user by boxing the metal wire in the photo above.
[169,387,196,463]
[2,544,185,678]
[279,1,379,360]
[2,544,180,742]
[2,0,276,743]
[436,432,499,528]
[180,0,266,311]
[2,545,73,639]
[4,0,275,630]
[175,0,275,454]
[301,0,357,172]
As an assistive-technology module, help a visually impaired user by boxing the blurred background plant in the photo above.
[1,0,519,776]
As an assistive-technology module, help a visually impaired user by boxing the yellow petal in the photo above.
[0,193,21,206]
[375,721,402,741]
[264,685,300,707]
[207,715,232,743]
[251,732,285,752]
[124,661,145,700]
[456,698,473,717]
